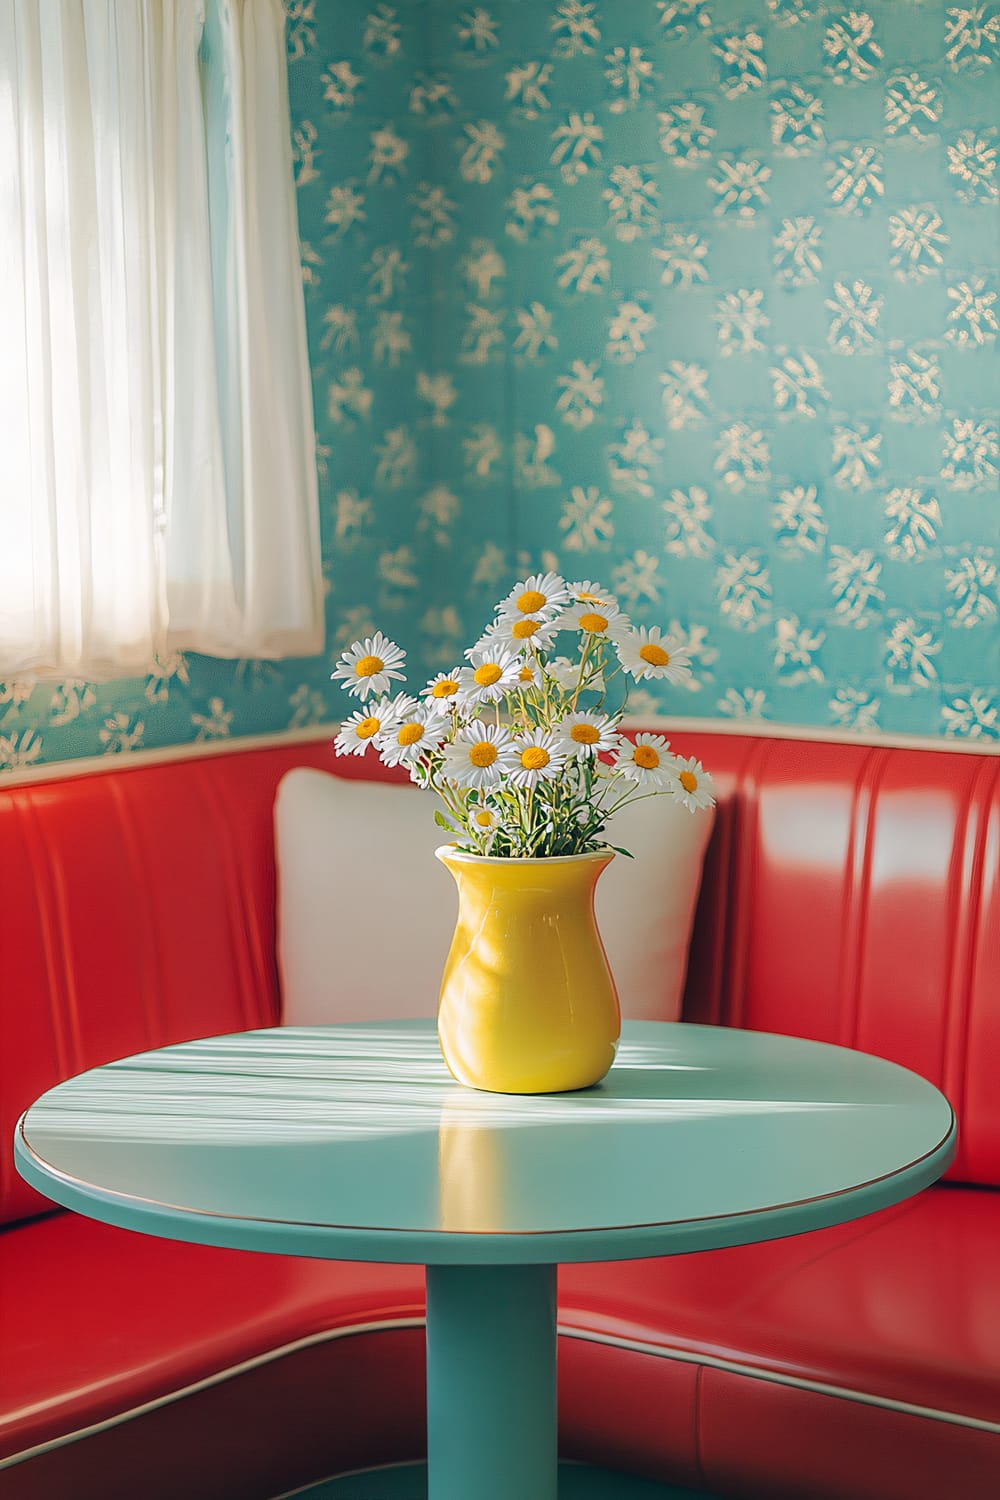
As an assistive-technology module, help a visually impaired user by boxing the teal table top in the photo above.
[15,1020,956,1265]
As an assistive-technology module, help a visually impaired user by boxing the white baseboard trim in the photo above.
[618,714,1000,756]
[0,725,340,788]
[3,711,996,792]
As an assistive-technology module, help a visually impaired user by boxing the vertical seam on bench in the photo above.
[207,761,279,1028]
[691,762,735,1027]
[724,738,768,1029]
[692,1360,708,1488]
[12,792,80,1078]
[105,776,165,1050]
[840,747,884,1051]
[945,757,1000,1176]
[188,765,265,1033]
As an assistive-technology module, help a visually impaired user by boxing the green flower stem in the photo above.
[435,780,466,823]
[537,665,550,725]
[570,635,595,710]
[526,784,537,849]
[598,785,673,820]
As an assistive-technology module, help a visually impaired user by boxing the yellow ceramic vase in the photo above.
[435,845,621,1094]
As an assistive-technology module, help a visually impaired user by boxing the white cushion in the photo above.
[275,767,714,1027]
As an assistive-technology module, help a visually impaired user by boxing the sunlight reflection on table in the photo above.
[30,1023,872,1147]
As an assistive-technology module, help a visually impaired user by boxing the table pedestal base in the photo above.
[303,1461,712,1498]
[426,1262,557,1499]
[298,1263,721,1499]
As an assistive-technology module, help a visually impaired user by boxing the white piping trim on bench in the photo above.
[0,1316,425,1470]
[4,1318,998,1473]
[558,1327,1000,1436]
[271,1457,602,1500]
[273,1461,416,1499]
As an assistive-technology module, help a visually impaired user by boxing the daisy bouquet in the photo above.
[331,573,714,859]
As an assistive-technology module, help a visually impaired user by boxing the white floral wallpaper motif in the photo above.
[2,0,999,769]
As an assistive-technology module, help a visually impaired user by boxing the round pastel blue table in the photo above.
[15,1020,955,1500]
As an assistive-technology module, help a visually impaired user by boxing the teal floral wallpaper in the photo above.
[3,0,999,770]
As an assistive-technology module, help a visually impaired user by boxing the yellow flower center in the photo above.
[512,618,541,639]
[356,717,381,739]
[570,723,600,744]
[579,611,610,634]
[679,769,698,794]
[639,643,670,667]
[521,746,550,771]
[431,678,458,698]
[474,662,503,687]
[474,809,494,828]
[469,741,498,768]
[518,665,534,682]
[633,745,660,770]
[355,653,384,678]
[397,723,424,746]
[517,589,547,613]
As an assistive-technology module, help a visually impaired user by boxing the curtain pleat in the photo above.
[0,0,323,680]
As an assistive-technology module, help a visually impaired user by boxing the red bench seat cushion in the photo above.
[5,1185,998,1500]
[559,1183,1000,1500]
[0,1212,426,1500]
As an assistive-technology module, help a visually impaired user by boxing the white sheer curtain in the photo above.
[0,0,324,680]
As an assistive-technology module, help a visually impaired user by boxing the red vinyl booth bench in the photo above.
[2,729,999,1500]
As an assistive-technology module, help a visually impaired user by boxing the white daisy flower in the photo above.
[457,647,521,706]
[422,670,463,705]
[334,696,396,757]
[489,611,561,655]
[469,802,501,835]
[557,711,622,759]
[331,631,407,699]
[562,598,632,643]
[466,801,503,851]
[439,722,516,790]
[547,655,605,694]
[593,756,617,784]
[497,571,571,620]
[568,580,620,612]
[614,732,674,789]
[378,691,419,724]
[508,730,566,789]
[616,627,693,685]
[665,755,717,813]
[464,804,503,852]
[513,657,540,689]
[466,619,509,656]
[376,702,449,768]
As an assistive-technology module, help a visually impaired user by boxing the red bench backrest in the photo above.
[0,740,341,1226]
[672,731,1000,1187]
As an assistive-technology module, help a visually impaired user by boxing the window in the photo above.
[0,0,324,680]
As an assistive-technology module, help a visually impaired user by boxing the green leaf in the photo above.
[608,844,635,859]
[434,810,455,830]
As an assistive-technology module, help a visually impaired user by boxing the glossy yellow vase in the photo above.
[435,845,621,1094]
